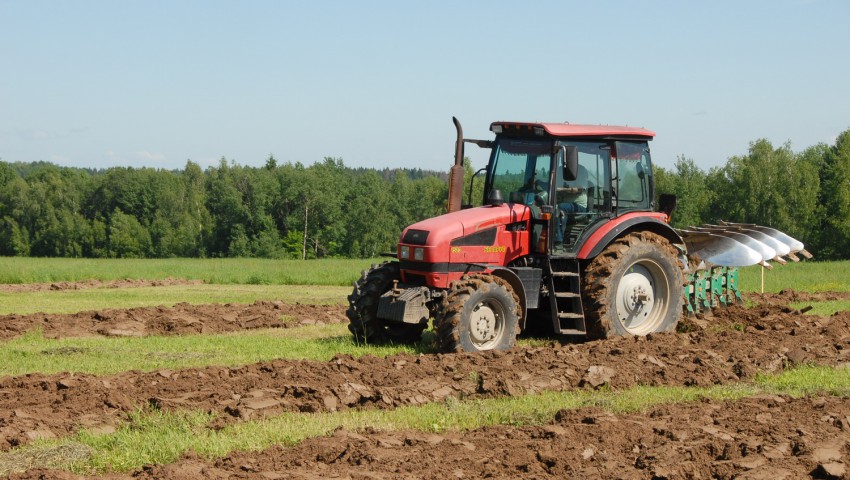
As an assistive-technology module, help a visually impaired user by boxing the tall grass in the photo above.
[0,257,384,286]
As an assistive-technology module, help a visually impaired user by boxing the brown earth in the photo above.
[0,301,347,341]
[0,278,204,293]
[3,289,850,478]
[2,303,850,454]
[751,288,850,305]
[14,395,850,480]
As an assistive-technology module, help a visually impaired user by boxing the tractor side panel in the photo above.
[449,228,531,270]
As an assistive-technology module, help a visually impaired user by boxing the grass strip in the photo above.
[1,364,847,476]
[0,284,348,315]
[0,325,558,377]
[0,324,424,376]
[2,258,848,292]
[790,299,850,316]
[737,260,850,293]
[0,257,382,286]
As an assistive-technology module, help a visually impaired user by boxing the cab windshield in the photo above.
[487,138,553,207]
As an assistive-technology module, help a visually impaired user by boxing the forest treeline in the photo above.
[1,128,848,260]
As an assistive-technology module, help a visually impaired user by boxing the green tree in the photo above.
[0,217,29,256]
[784,144,823,246]
[205,158,250,256]
[713,139,795,230]
[108,209,152,258]
[462,157,486,208]
[410,175,448,221]
[282,158,349,259]
[666,156,712,228]
[344,171,398,257]
[818,129,850,258]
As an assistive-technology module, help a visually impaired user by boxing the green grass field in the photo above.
[738,259,850,293]
[0,284,349,315]
[2,257,847,292]
[0,324,425,376]
[1,258,847,317]
[0,257,383,286]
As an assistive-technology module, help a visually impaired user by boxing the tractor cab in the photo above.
[484,122,656,255]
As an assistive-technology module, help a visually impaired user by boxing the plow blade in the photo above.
[677,222,812,317]
[690,226,776,268]
[677,229,763,267]
[679,223,810,267]
[718,221,812,259]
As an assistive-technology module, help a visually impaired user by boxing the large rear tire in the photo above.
[436,275,520,353]
[582,231,683,339]
[347,262,426,345]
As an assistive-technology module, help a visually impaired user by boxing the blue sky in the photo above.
[1,0,848,172]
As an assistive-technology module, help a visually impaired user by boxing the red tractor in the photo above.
[346,118,801,352]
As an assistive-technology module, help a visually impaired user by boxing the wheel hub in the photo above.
[470,303,497,344]
[625,285,651,313]
[616,264,660,333]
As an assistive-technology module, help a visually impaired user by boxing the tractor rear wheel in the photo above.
[582,231,683,339]
[436,275,520,353]
[347,262,426,345]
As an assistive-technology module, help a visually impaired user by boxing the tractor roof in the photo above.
[490,121,656,140]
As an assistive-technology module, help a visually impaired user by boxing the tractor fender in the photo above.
[486,266,528,330]
[577,213,684,260]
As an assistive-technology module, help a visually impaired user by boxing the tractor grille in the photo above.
[403,273,427,286]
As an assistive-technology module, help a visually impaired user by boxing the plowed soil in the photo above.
[0,278,203,293]
[3,288,850,478]
[14,395,849,479]
[0,301,346,340]
[3,302,850,454]
[752,289,850,304]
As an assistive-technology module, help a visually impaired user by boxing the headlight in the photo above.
[414,248,424,261]
[400,246,410,259]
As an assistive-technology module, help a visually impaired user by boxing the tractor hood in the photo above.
[400,203,532,249]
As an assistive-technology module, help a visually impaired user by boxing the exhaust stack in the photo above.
[447,116,465,213]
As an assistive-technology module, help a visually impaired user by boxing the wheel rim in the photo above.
[615,259,670,335]
[468,299,505,349]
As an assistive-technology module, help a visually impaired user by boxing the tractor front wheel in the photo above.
[436,275,520,353]
[582,231,684,339]
[347,262,426,345]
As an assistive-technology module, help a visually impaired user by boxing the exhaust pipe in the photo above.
[447,117,465,213]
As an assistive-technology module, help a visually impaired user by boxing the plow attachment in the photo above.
[682,266,742,316]
[677,222,811,316]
